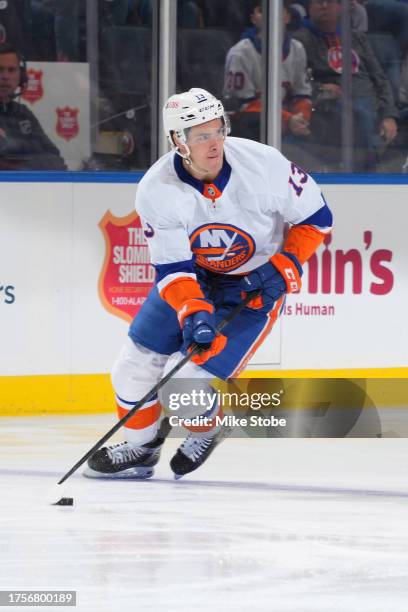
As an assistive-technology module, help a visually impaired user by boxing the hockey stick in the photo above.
[48,291,259,504]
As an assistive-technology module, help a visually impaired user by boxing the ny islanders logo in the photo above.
[190,224,255,272]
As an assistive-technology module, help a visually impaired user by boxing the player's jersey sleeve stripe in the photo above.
[156,272,198,297]
[158,275,205,312]
[283,224,328,265]
[296,199,333,231]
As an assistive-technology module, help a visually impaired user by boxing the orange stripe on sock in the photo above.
[117,401,162,430]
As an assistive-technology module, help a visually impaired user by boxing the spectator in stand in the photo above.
[398,53,408,171]
[0,43,67,170]
[224,0,312,145]
[289,1,368,32]
[294,0,399,170]
[30,0,80,61]
[287,3,308,30]
[401,53,408,104]
[292,0,368,30]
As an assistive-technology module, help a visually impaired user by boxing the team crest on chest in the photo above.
[327,47,359,75]
[190,223,255,272]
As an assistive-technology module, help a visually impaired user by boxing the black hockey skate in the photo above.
[84,418,171,479]
[170,424,233,480]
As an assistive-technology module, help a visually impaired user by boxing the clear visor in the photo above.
[186,125,228,146]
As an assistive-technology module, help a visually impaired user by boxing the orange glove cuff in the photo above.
[269,253,302,293]
[160,277,205,311]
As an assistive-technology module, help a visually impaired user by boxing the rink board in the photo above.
[0,176,407,414]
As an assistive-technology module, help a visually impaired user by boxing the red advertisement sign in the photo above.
[55,106,79,141]
[98,210,155,323]
[21,69,44,104]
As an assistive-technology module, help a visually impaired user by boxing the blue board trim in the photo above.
[0,171,407,184]
[313,173,408,185]
[0,171,144,183]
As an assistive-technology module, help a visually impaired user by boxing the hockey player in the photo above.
[224,0,312,140]
[85,87,332,480]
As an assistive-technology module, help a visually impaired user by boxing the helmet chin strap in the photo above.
[183,157,212,178]
[175,146,212,178]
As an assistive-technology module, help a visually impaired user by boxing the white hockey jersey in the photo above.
[135,137,330,294]
[224,36,311,105]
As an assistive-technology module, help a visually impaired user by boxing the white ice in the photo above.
[1,415,408,612]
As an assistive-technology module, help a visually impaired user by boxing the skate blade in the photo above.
[173,473,183,481]
[83,466,154,480]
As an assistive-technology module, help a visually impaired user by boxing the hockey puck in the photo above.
[55,497,74,506]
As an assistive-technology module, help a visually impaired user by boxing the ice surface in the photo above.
[1,415,407,612]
